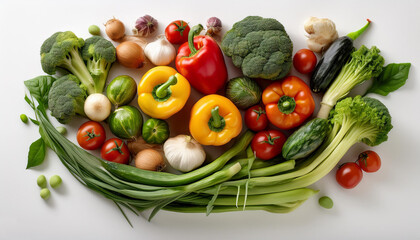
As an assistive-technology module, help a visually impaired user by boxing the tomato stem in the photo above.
[173,20,188,36]
[84,130,100,141]
[252,107,266,121]
[106,140,125,155]
[262,134,280,145]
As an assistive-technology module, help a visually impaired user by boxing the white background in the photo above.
[1,0,419,239]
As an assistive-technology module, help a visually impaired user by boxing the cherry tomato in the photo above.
[165,20,190,44]
[336,162,363,189]
[245,105,268,131]
[77,121,106,150]
[251,130,287,160]
[100,138,130,164]
[293,49,317,74]
[357,150,381,173]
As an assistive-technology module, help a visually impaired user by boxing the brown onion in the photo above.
[134,149,165,171]
[105,18,125,41]
[116,41,144,68]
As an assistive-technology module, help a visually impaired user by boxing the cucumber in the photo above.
[282,118,330,160]
[310,20,371,93]
[310,37,354,93]
[106,75,137,107]
[108,106,143,140]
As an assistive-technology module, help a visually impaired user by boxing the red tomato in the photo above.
[357,150,381,173]
[100,138,130,164]
[165,20,190,44]
[77,121,106,150]
[251,130,287,160]
[245,105,268,131]
[293,49,317,74]
[336,162,363,189]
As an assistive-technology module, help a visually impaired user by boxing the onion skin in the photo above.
[134,149,165,171]
[116,41,144,68]
[105,18,126,41]
[84,93,111,122]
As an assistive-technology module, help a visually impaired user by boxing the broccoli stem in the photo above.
[318,48,376,119]
[65,48,96,95]
[88,59,111,93]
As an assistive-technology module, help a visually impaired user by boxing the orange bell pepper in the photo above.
[262,76,315,130]
[189,94,242,146]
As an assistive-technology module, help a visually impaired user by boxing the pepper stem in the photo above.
[208,106,226,132]
[277,95,296,114]
[156,75,178,98]
[211,106,222,128]
[188,24,204,56]
[347,19,371,41]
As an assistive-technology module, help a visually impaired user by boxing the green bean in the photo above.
[319,196,334,209]
[20,114,28,123]
[88,25,101,35]
[40,188,51,199]
[37,175,47,188]
[102,131,254,187]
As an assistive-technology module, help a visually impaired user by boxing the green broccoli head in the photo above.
[41,31,85,74]
[221,16,293,80]
[48,74,87,124]
[40,31,96,95]
[330,95,392,146]
[82,36,116,93]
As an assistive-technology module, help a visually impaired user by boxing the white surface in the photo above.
[1,0,419,239]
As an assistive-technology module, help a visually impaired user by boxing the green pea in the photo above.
[40,188,51,200]
[318,196,333,209]
[37,175,47,188]
[56,126,67,135]
[88,25,101,35]
[20,114,28,123]
[50,175,62,189]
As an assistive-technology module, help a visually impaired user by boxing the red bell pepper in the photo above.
[175,24,228,95]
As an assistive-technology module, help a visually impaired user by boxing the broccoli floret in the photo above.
[329,96,392,147]
[265,95,392,192]
[48,74,87,124]
[40,31,97,95]
[82,36,116,93]
[318,45,385,118]
[221,16,293,80]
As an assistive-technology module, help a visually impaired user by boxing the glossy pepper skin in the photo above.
[262,76,315,130]
[190,94,242,146]
[176,24,228,95]
[138,66,190,119]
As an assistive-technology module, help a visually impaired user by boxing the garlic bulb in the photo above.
[163,135,206,172]
[304,17,338,53]
[144,37,176,66]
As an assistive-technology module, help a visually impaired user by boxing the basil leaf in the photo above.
[24,75,56,107]
[26,138,46,169]
[365,63,411,96]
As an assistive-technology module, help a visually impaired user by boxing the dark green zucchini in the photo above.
[282,118,330,160]
[310,19,371,93]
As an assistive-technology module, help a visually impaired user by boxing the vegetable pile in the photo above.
[23,14,411,225]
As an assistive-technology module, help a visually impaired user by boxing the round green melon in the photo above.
[108,106,143,140]
[106,75,137,107]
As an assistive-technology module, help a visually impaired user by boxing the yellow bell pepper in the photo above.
[190,94,242,146]
[138,66,190,119]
